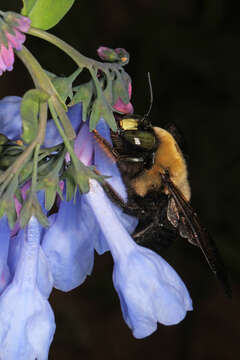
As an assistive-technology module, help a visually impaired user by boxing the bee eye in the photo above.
[122,130,156,150]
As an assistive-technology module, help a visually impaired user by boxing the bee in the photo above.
[93,74,231,296]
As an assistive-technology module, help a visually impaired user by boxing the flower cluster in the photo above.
[0,94,192,358]
[0,12,31,75]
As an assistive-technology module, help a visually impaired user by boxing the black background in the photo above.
[1,1,240,359]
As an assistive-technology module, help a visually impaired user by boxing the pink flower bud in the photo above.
[3,12,31,33]
[97,46,119,62]
[0,12,31,75]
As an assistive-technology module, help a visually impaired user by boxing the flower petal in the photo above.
[0,43,14,71]
[44,103,82,147]
[67,122,94,165]
[113,246,193,338]
[15,15,31,33]
[0,96,22,139]
[42,192,95,291]
[6,29,26,51]
[94,118,127,200]
[113,81,133,113]
[0,217,11,294]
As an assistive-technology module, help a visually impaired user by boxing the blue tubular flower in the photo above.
[86,179,193,338]
[93,119,138,253]
[8,227,54,299]
[0,217,11,294]
[41,192,96,292]
[0,217,55,359]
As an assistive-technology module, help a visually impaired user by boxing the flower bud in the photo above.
[97,46,120,62]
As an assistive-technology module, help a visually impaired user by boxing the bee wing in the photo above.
[168,198,198,244]
[167,197,179,228]
[162,174,231,296]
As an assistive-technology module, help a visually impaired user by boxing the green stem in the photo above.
[31,143,40,194]
[16,46,76,140]
[37,102,48,144]
[16,46,53,90]
[51,95,76,140]
[28,27,109,72]
[48,97,79,169]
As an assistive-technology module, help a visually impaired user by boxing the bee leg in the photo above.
[92,129,120,163]
[133,218,178,251]
[101,178,145,216]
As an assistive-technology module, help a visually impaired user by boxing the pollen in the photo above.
[15,139,23,145]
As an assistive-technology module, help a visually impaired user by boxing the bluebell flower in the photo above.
[0,217,55,359]
[85,179,193,338]
[41,192,96,292]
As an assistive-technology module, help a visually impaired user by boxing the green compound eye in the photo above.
[122,130,156,150]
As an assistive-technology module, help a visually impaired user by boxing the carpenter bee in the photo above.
[93,75,231,296]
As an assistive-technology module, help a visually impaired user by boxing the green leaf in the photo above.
[20,195,48,228]
[89,97,117,131]
[65,162,89,194]
[18,161,34,184]
[65,171,77,201]
[51,68,81,104]
[21,89,49,144]
[101,73,113,105]
[71,80,94,122]
[0,195,17,228]
[37,149,65,210]
[21,0,75,30]
[44,183,57,211]
[65,160,103,195]
[34,199,49,227]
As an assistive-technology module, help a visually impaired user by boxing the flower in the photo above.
[97,46,129,65]
[85,179,192,338]
[3,12,31,33]
[0,217,55,359]
[41,192,95,292]
[0,12,31,75]
[113,81,133,114]
[97,46,120,62]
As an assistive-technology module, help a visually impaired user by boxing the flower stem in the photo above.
[28,27,108,72]
[16,46,76,140]
[31,143,40,195]
[48,97,79,169]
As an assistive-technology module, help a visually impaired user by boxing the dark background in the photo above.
[1,1,240,359]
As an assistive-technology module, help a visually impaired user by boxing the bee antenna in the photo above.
[144,72,153,119]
